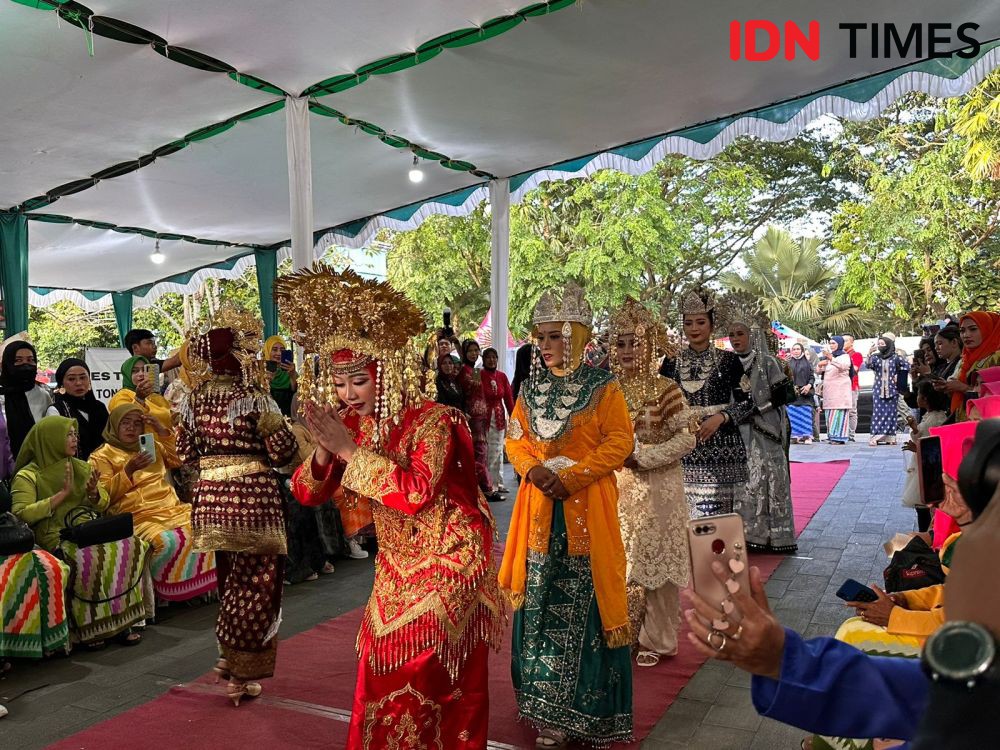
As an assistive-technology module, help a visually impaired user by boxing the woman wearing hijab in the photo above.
[11,416,149,647]
[728,321,797,554]
[459,338,496,500]
[263,335,297,417]
[47,358,109,460]
[0,342,53,460]
[820,337,853,445]
[939,312,1000,421]
[88,404,217,604]
[787,343,816,444]
[434,353,465,411]
[867,333,910,445]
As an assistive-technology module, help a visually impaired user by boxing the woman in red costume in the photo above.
[176,309,297,706]
[280,267,504,750]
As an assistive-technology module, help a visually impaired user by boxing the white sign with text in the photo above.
[84,347,129,405]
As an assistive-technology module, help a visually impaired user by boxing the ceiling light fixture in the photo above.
[408,154,424,183]
[150,239,166,264]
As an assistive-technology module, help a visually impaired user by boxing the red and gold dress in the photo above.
[291,401,505,749]
[178,326,298,682]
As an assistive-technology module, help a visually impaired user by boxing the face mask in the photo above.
[13,363,37,384]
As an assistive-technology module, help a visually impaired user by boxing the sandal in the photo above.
[227,679,262,707]
[116,629,142,647]
[535,728,568,749]
[321,561,335,575]
[636,650,661,667]
[868,438,879,447]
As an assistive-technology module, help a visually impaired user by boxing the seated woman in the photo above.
[109,361,173,432]
[1,483,72,665]
[11,416,149,647]
[89,405,217,604]
[47,358,109,460]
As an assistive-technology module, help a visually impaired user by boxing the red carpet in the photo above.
[48,460,849,750]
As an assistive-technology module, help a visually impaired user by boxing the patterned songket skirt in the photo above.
[347,640,491,750]
[512,504,633,746]
[59,537,152,644]
[215,552,284,680]
[787,403,814,439]
[148,527,217,602]
[0,550,71,658]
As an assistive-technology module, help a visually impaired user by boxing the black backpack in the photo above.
[883,535,946,593]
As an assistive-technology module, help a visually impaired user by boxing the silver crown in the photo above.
[532,283,592,327]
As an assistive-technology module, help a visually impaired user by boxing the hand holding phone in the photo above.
[835,578,878,603]
[138,432,156,463]
[688,514,751,623]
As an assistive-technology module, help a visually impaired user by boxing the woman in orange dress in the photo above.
[499,283,634,749]
[280,267,504,750]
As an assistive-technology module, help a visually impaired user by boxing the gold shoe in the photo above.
[227,680,262,707]
[213,658,230,683]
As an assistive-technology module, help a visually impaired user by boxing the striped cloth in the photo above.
[825,409,849,443]
[60,536,151,644]
[787,404,814,439]
[811,617,921,750]
[148,527,217,602]
[0,550,70,658]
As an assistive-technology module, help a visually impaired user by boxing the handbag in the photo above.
[883,535,946,593]
[59,506,133,548]
[0,511,35,555]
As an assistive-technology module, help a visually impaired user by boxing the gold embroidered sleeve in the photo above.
[342,409,453,515]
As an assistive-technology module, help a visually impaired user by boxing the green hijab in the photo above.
[121,355,150,391]
[102,403,144,452]
[15,415,91,500]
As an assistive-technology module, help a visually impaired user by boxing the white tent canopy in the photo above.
[4,0,1000,320]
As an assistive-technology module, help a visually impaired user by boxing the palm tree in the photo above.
[721,227,868,338]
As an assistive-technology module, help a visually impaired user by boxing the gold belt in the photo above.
[199,456,271,481]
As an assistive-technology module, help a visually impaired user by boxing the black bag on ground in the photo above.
[59,506,133,548]
[883,535,946,593]
[0,511,35,555]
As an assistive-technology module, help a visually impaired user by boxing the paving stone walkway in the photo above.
[0,437,907,749]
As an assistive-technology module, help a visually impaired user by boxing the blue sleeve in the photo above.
[751,629,927,740]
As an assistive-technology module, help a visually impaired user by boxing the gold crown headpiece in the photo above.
[681,289,716,316]
[182,303,266,392]
[532,282,592,328]
[273,265,430,426]
[716,291,778,355]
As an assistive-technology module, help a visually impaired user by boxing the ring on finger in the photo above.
[730,623,744,641]
[707,629,727,652]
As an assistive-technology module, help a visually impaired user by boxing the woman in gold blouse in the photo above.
[89,404,217,603]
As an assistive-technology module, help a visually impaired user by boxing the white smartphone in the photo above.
[139,432,156,463]
[687,514,751,623]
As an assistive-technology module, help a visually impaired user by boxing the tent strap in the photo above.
[255,249,279,339]
[0,212,29,338]
[111,292,134,346]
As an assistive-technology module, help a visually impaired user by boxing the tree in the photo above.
[385,132,850,337]
[832,92,1000,325]
[721,227,869,338]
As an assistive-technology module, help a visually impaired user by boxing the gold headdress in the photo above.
[609,298,678,410]
[273,265,429,428]
[181,302,267,392]
[532,282,593,328]
[717,290,777,354]
[681,289,715,317]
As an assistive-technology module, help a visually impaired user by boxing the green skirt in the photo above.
[512,503,633,746]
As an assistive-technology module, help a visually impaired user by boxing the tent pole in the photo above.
[285,96,314,271]
[111,292,134,346]
[0,212,29,339]
[489,179,511,377]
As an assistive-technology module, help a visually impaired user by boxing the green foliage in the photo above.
[721,227,868,338]
[385,133,847,337]
[832,92,1000,325]
[29,301,117,371]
